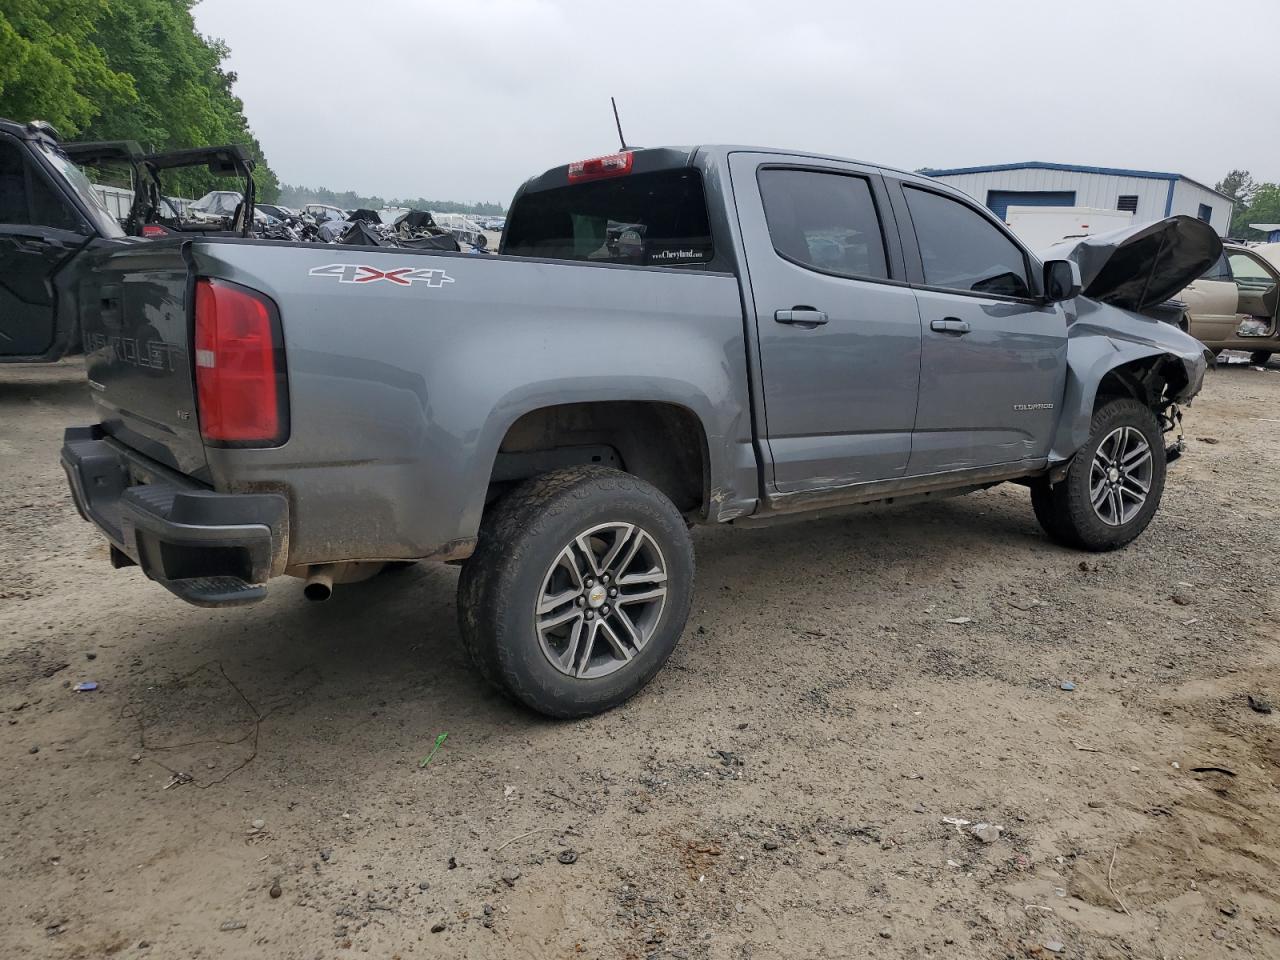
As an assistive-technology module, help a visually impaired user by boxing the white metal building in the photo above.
[92,183,134,222]
[922,162,1234,236]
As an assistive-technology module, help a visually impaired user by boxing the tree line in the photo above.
[277,184,506,217]
[0,0,280,200]
[1215,171,1280,239]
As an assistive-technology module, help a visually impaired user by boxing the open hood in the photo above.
[1045,215,1222,313]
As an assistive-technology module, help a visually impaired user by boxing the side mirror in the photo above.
[1043,259,1082,303]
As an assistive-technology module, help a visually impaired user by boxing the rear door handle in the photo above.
[775,308,828,326]
[930,318,971,334]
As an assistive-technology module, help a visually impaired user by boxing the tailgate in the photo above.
[78,240,209,479]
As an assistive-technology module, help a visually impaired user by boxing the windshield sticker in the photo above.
[308,263,455,287]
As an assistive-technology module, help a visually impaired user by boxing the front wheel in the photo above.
[1031,397,1167,551]
[457,467,694,718]
[1250,350,1273,367]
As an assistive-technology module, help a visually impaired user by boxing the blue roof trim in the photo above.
[921,161,1180,180]
[921,162,1234,202]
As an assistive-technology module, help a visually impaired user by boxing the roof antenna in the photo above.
[611,97,630,152]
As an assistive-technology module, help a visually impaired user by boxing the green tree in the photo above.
[1242,183,1280,237]
[1215,170,1280,240]
[1215,170,1259,237]
[1,0,278,201]
[1215,170,1256,205]
[82,0,278,200]
[0,0,134,134]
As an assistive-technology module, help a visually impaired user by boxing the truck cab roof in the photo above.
[516,144,926,195]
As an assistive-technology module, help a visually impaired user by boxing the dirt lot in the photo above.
[2,358,1278,960]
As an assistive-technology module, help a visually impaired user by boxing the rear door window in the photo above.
[757,168,888,280]
[504,168,713,267]
[904,186,1031,298]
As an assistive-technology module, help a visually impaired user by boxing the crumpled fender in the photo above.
[1049,297,1209,463]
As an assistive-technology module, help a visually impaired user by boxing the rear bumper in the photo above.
[61,426,287,607]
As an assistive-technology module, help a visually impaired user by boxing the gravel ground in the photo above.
[1,356,1278,959]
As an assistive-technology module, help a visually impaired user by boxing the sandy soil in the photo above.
[1,357,1278,960]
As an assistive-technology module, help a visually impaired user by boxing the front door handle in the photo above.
[930,318,971,334]
[775,308,828,326]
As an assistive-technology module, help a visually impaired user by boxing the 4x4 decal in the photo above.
[308,263,455,287]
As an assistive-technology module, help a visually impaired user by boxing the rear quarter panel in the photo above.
[188,242,758,565]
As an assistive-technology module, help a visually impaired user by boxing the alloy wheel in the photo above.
[534,522,669,679]
[1089,426,1152,526]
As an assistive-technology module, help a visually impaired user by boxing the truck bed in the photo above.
[77,237,760,570]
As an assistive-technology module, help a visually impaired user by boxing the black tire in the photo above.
[1250,350,1273,367]
[457,466,694,718]
[1031,397,1167,551]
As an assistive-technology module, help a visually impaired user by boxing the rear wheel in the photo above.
[1031,397,1166,551]
[1250,350,1273,367]
[457,466,693,718]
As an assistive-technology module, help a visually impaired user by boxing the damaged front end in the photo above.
[1045,216,1222,464]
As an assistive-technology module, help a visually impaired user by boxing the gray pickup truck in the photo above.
[60,145,1216,717]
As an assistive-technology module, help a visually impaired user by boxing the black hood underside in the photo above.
[1047,215,1223,314]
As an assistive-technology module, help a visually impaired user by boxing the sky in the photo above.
[192,0,1280,205]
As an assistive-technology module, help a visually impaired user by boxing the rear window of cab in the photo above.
[503,168,714,268]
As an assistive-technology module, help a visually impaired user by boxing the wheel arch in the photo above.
[1050,344,1195,462]
[481,396,716,521]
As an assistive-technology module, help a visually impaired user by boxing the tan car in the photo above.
[1178,243,1280,365]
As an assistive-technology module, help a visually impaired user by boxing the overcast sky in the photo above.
[193,0,1280,204]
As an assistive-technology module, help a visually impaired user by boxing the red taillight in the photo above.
[193,278,288,446]
[567,151,634,182]
[141,224,169,238]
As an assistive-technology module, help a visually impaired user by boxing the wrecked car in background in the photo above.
[60,144,1216,718]
[256,202,296,221]
[1174,243,1280,366]
[186,190,244,223]
[432,212,488,248]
